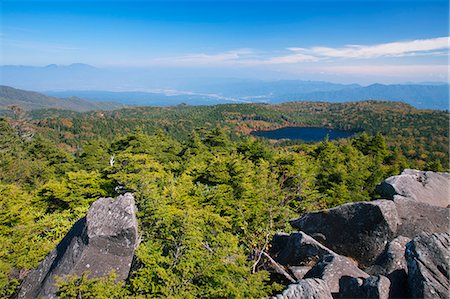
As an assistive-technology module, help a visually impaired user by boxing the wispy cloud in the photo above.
[138,36,449,67]
[291,36,450,59]
[147,49,318,67]
[242,52,318,65]
[96,37,450,71]
[149,49,254,66]
[1,38,80,53]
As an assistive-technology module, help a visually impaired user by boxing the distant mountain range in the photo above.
[1,63,448,110]
[275,83,449,110]
[0,86,124,112]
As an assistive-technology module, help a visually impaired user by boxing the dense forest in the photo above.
[0,100,448,297]
[29,100,449,168]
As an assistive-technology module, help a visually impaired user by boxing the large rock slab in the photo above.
[377,169,450,208]
[270,278,333,299]
[339,275,390,299]
[271,231,337,267]
[290,200,399,266]
[393,197,449,238]
[365,236,410,298]
[405,232,450,299]
[304,254,369,294]
[18,193,138,299]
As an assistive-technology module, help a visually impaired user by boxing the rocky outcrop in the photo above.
[339,275,390,299]
[270,170,449,299]
[290,200,399,266]
[393,197,449,238]
[304,254,369,293]
[377,169,450,208]
[365,236,410,298]
[18,193,138,299]
[270,278,333,299]
[405,233,450,299]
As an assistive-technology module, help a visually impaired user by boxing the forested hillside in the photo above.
[29,100,449,169]
[0,86,124,112]
[277,83,449,110]
[0,100,448,297]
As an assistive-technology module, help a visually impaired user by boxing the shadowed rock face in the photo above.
[393,197,449,238]
[271,231,337,267]
[17,193,138,299]
[365,236,411,298]
[290,200,399,267]
[367,236,410,275]
[339,275,391,299]
[270,278,333,299]
[377,169,450,208]
[406,233,450,299]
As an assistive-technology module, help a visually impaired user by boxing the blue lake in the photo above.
[250,127,356,142]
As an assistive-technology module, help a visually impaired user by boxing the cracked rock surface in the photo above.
[17,193,138,299]
[377,169,450,208]
[270,278,333,299]
[405,233,450,299]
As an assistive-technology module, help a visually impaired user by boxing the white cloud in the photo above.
[105,36,449,68]
[164,37,449,67]
[237,37,449,66]
[250,53,318,64]
[150,49,254,66]
[150,49,318,66]
[295,36,450,59]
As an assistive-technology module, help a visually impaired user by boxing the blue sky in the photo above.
[1,0,449,83]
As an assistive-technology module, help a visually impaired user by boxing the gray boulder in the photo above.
[304,254,369,294]
[377,169,450,208]
[18,193,138,299]
[365,236,410,298]
[339,275,390,299]
[290,200,399,266]
[270,278,333,299]
[271,231,337,267]
[393,197,449,238]
[405,232,450,299]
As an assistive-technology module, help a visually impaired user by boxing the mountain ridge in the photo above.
[45,82,449,110]
[1,64,448,110]
[277,83,449,110]
[0,85,125,112]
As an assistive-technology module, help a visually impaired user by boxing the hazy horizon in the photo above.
[1,63,449,91]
